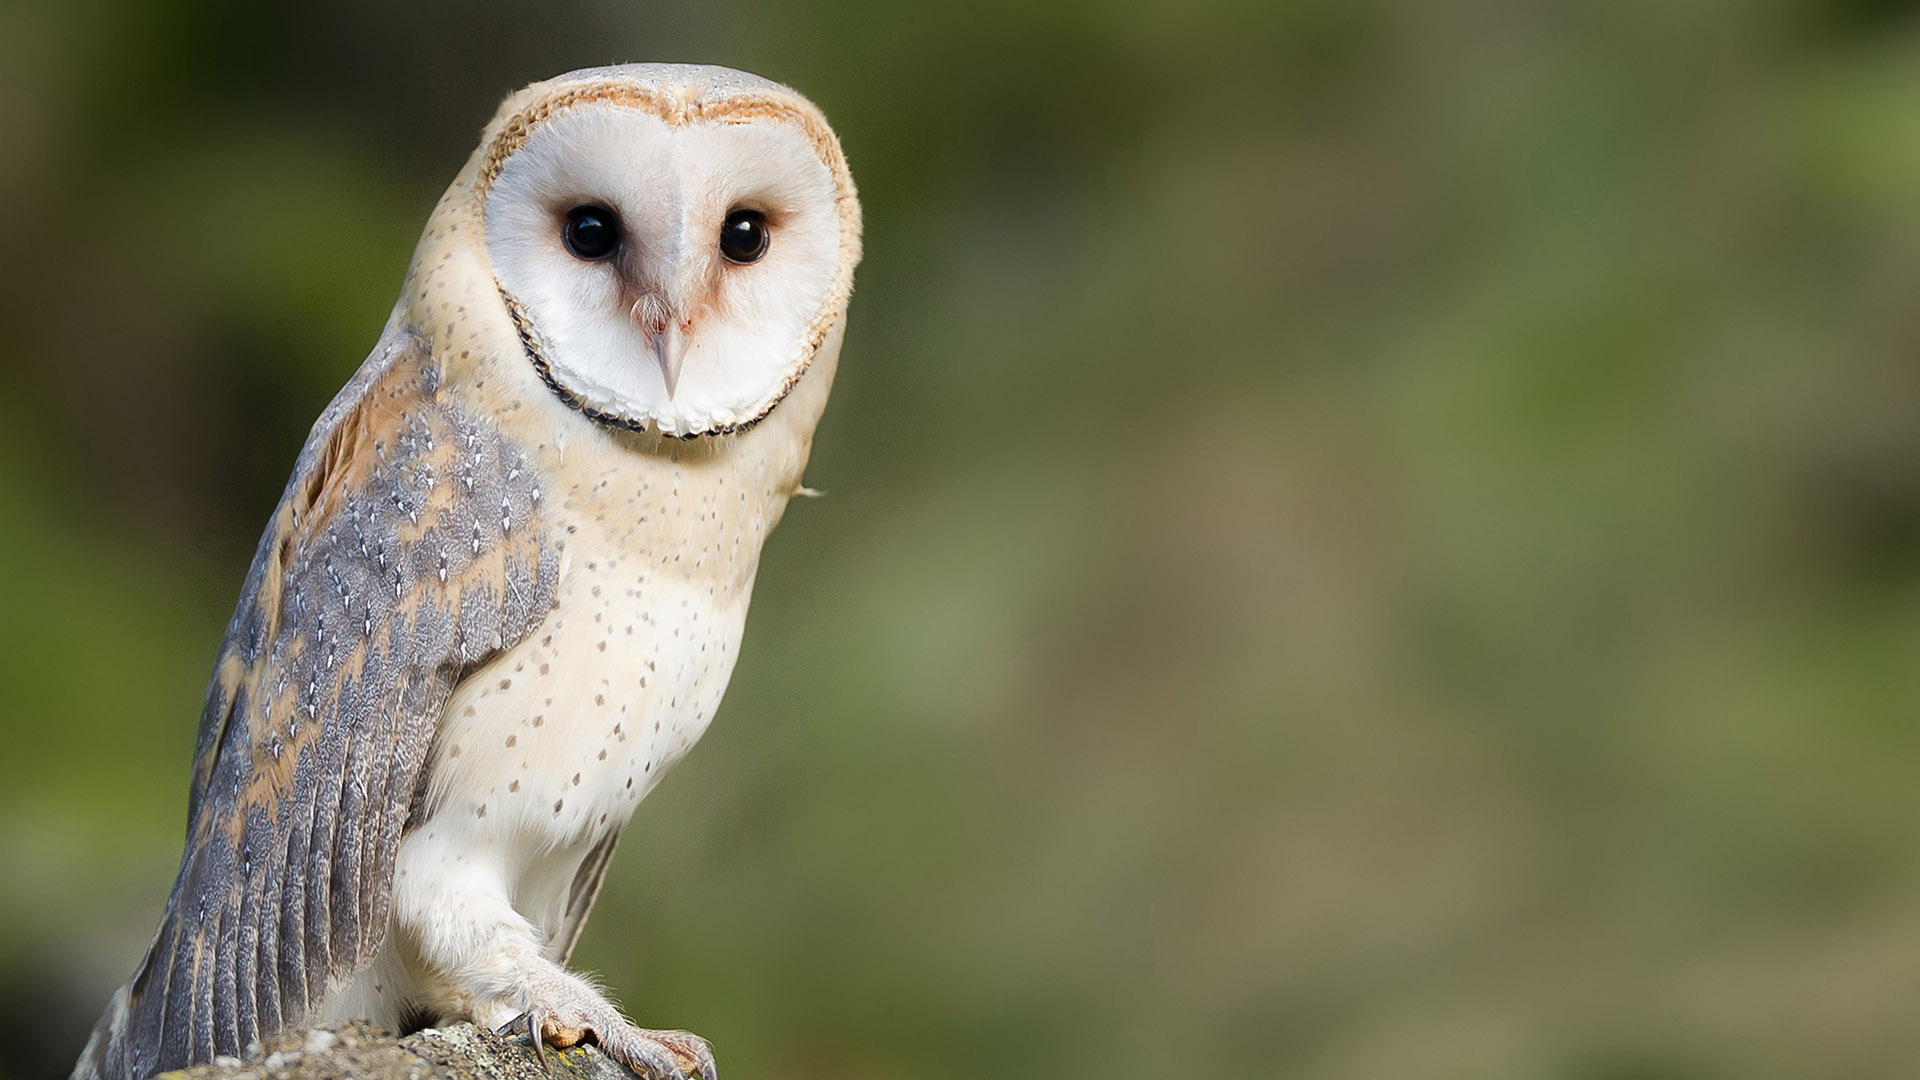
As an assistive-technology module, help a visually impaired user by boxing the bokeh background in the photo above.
[4,0,1920,1077]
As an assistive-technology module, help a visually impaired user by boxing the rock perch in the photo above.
[157,1021,670,1080]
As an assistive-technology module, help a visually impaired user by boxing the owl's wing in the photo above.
[80,319,559,1079]
[547,826,623,965]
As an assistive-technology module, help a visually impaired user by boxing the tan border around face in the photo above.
[477,78,862,439]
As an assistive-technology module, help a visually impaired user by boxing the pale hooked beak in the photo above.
[646,320,690,399]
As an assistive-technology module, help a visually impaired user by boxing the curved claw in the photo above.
[495,1008,550,1073]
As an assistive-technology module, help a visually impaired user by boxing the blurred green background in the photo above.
[4,0,1920,1077]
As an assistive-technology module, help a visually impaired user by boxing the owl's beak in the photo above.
[647,321,690,399]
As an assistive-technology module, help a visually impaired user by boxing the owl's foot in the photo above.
[497,999,716,1080]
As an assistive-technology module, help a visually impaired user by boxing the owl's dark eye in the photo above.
[719,208,770,265]
[562,205,620,260]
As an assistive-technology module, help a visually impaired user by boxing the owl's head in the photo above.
[472,64,861,438]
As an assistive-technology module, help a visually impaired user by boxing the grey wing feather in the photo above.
[548,828,624,966]
[73,319,558,1080]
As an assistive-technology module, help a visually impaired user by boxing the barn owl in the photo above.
[72,63,860,1080]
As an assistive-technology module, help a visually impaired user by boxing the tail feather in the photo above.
[71,985,130,1080]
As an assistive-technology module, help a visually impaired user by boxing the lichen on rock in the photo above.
[157,1020,647,1080]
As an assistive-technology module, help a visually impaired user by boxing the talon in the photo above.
[496,1007,551,1073]
[490,987,713,1080]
